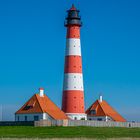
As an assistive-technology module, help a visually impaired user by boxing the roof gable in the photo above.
[86,100,106,116]
[16,94,68,120]
[86,100,126,122]
[16,94,43,114]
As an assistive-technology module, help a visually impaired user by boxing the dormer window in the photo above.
[23,105,33,110]
[90,109,96,115]
[23,100,36,110]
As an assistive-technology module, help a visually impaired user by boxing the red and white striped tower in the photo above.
[62,4,87,120]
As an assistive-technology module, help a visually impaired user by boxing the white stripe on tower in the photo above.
[63,73,84,91]
[66,39,81,56]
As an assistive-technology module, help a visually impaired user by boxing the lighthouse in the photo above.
[62,4,87,120]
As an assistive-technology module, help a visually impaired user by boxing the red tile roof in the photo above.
[86,100,126,122]
[16,94,68,120]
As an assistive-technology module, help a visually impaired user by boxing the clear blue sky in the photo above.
[0,0,140,121]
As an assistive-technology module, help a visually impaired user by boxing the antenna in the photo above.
[0,105,2,121]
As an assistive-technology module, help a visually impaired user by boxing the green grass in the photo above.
[0,126,139,138]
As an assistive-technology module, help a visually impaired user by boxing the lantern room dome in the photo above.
[65,4,82,27]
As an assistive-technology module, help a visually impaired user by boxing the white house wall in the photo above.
[87,116,113,122]
[15,113,53,121]
[67,113,87,120]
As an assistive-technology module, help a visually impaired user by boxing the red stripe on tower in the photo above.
[64,56,82,73]
[62,4,87,120]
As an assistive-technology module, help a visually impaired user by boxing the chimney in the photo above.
[99,95,103,102]
[39,88,44,97]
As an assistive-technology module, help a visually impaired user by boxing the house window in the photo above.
[34,116,39,121]
[74,117,77,120]
[25,116,27,121]
[97,118,102,121]
[90,110,96,115]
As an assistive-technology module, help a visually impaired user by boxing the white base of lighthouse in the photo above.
[66,113,87,120]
